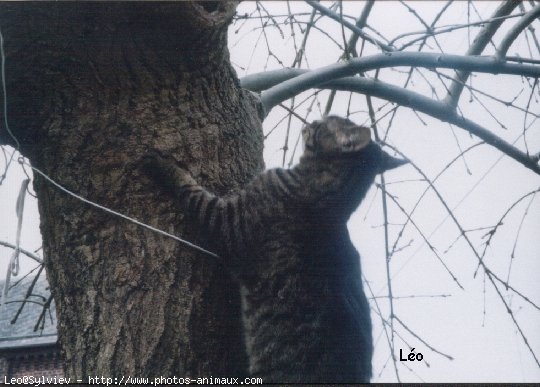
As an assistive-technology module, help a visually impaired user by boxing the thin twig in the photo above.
[394,315,454,360]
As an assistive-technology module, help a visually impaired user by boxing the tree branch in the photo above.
[347,0,375,56]
[395,12,525,50]
[256,52,540,111]
[0,240,43,264]
[444,0,520,107]
[324,0,375,114]
[497,2,540,59]
[241,68,540,175]
[304,0,395,52]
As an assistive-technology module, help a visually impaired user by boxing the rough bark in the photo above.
[0,2,263,378]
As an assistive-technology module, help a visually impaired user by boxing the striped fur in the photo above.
[144,115,406,383]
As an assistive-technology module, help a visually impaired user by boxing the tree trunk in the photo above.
[0,2,263,378]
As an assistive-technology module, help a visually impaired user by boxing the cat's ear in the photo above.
[378,149,408,172]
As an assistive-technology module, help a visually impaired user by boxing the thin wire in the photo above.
[28,161,219,259]
[0,27,20,150]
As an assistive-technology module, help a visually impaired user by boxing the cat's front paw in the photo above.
[139,151,166,173]
[138,150,180,184]
[139,151,197,192]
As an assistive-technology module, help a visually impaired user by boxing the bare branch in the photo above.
[325,1,375,115]
[444,1,520,107]
[522,2,540,55]
[393,315,454,361]
[382,188,464,289]
[488,274,540,367]
[366,92,400,378]
[291,6,317,67]
[397,14,528,51]
[242,67,540,175]
[0,240,43,263]
[11,265,44,324]
[497,2,540,59]
[363,278,401,381]
[304,0,395,52]
[479,188,540,264]
[257,52,540,111]
[348,0,375,56]
[486,267,540,312]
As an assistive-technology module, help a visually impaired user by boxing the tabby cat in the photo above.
[143,115,407,383]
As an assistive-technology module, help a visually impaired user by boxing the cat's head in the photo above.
[302,115,407,173]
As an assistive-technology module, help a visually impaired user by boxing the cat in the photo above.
[142,115,407,383]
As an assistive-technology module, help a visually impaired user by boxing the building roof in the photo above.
[0,274,57,350]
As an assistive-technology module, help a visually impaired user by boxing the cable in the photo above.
[0,27,19,150]
[28,161,219,259]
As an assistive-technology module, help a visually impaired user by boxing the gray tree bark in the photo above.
[0,2,262,378]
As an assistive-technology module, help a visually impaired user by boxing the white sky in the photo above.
[0,1,538,383]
